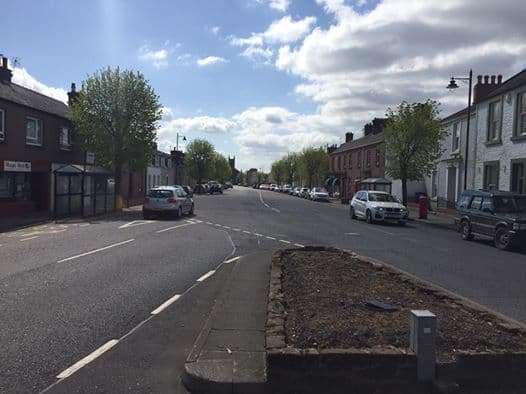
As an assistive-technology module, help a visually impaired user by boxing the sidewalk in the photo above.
[407,203,457,231]
[183,252,270,394]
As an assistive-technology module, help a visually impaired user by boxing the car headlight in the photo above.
[376,207,384,212]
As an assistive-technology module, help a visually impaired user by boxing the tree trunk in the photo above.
[401,177,408,206]
[114,161,122,208]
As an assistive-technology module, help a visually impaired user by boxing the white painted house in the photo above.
[472,70,526,193]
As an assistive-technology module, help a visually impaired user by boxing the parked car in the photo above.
[300,187,310,198]
[350,190,408,225]
[181,185,193,197]
[455,190,526,250]
[309,187,330,201]
[208,181,223,194]
[143,186,194,219]
[282,184,292,194]
[270,184,278,191]
[292,187,301,196]
[224,181,233,189]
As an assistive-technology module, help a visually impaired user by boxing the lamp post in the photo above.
[176,133,187,151]
[447,69,473,191]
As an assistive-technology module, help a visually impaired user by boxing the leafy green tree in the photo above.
[186,139,216,188]
[271,159,286,185]
[256,171,266,184]
[282,153,299,185]
[70,67,162,203]
[384,100,445,205]
[298,147,329,188]
[238,170,245,185]
[213,153,232,183]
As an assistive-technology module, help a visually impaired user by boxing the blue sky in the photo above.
[4,0,526,171]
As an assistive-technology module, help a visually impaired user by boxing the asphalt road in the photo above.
[1,186,525,393]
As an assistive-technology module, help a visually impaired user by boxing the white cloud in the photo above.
[211,26,220,35]
[196,56,228,67]
[12,68,68,103]
[255,0,291,12]
[138,45,170,68]
[240,46,274,63]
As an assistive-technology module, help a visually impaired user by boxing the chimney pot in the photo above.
[345,132,354,142]
[71,82,76,92]
[477,75,482,84]
[484,75,489,84]
[497,75,503,84]
[490,75,496,84]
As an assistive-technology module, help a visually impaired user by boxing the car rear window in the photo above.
[148,189,174,198]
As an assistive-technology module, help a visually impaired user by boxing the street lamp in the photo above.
[176,133,187,151]
[447,69,472,191]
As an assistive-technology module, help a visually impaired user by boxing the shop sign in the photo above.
[86,152,95,165]
[4,160,31,172]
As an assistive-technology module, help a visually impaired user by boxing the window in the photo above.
[349,152,353,169]
[357,151,362,168]
[366,150,371,167]
[452,122,460,152]
[0,108,4,141]
[60,127,71,149]
[516,92,526,137]
[26,117,43,146]
[457,193,471,209]
[481,197,494,212]
[487,101,501,142]
[331,157,335,172]
[470,196,483,210]
[483,162,500,190]
[511,160,526,194]
[338,156,341,171]
[375,149,380,167]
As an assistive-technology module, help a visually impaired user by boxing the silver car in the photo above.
[309,187,329,201]
[143,186,194,219]
[350,190,408,225]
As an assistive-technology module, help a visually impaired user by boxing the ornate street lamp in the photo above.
[447,69,473,191]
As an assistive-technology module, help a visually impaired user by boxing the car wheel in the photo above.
[189,204,195,215]
[366,210,373,224]
[143,211,151,220]
[398,221,406,226]
[350,207,357,219]
[495,227,512,250]
[460,221,473,241]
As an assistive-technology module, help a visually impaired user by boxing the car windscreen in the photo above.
[368,193,397,202]
[148,189,174,198]
[493,196,520,213]
[314,188,327,193]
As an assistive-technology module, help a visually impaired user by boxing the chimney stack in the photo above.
[0,56,12,83]
[67,82,79,106]
[473,73,503,104]
[345,132,354,142]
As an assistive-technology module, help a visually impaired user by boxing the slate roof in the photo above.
[331,131,384,155]
[441,107,469,123]
[0,80,69,118]
[483,69,526,101]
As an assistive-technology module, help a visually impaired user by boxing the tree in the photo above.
[384,100,445,205]
[256,171,266,184]
[238,170,246,185]
[282,153,299,185]
[70,67,161,205]
[186,139,215,189]
[271,159,286,185]
[298,147,329,188]
[213,153,232,183]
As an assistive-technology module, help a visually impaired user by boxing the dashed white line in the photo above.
[214,223,222,227]
[196,270,216,282]
[223,226,231,229]
[224,256,241,264]
[345,232,360,236]
[56,340,119,379]
[242,230,251,234]
[156,223,194,233]
[206,222,213,225]
[232,228,241,232]
[294,243,305,248]
[271,207,281,213]
[266,236,276,240]
[151,294,181,315]
[254,233,263,237]
[20,236,39,241]
[57,239,135,263]
[279,239,291,244]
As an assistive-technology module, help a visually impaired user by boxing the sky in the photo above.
[3,0,526,172]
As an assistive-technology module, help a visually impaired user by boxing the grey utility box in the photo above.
[410,310,436,381]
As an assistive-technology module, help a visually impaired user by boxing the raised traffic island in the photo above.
[266,247,526,394]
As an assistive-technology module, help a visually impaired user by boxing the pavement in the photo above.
[1,186,526,393]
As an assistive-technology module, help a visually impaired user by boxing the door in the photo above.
[356,191,367,217]
[468,195,484,234]
[447,167,457,207]
[479,196,496,236]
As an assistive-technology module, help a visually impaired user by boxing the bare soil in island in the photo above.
[280,248,526,362]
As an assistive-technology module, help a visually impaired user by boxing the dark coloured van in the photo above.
[455,190,526,250]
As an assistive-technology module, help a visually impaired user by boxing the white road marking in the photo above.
[118,220,154,229]
[254,233,263,237]
[214,223,222,227]
[264,203,270,208]
[242,230,251,234]
[156,223,194,233]
[57,239,135,263]
[366,226,396,236]
[266,236,276,240]
[279,240,291,244]
[151,294,181,315]
[224,256,241,264]
[294,243,305,248]
[56,339,119,379]
[223,226,231,229]
[194,220,203,223]
[80,223,90,227]
[345,232,360,236]
[20,236,39,241]
[206,222,213,225]
[232,228,241,232]
[197,270,216,282]
[272,207,281,213]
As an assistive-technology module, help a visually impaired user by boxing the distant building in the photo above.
[146,150,174,190]
[228,156,240,184]
[246,168,258,186]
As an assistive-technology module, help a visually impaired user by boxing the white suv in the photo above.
[350,190,408,225]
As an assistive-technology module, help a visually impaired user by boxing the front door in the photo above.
[447,167,457,207]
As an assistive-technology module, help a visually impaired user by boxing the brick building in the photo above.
[328,118,386,201]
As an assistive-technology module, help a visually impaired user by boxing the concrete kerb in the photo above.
[267,247,526,393]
